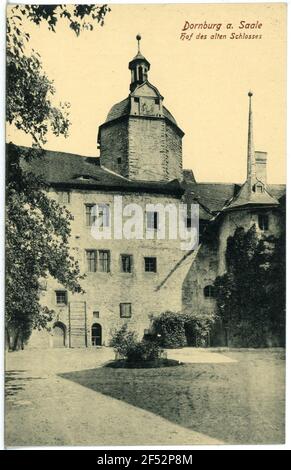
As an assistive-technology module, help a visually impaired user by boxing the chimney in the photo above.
[255,151,267,185]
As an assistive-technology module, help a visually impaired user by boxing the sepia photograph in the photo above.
[4,2,287,449]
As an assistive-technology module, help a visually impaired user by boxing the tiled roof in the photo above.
[9,144,285,216]
[104,96,177,126]
[11,144,184,196]
[183,182,285,214]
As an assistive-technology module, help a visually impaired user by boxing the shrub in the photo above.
[109,324,138,357]
[126,338,159,363]
[152,310,216,348]
[152,311,187,348]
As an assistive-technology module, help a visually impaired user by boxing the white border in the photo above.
[0,0,289,451]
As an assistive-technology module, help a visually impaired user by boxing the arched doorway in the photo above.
[52,322,66,348]
[91,323,102,346]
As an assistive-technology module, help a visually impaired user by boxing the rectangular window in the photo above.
[93,311,99,319]
[85,204,96,226]
[97,204,110,228]
[98,250,110,272]
[134,97,139,103]
[120,303,132,318]
[86,250,97,272]
[121,254,132,273]
[117,157,122,164]
[144,257,157,273]
[258,214,269,231]
[59,191,70,204]
[146,211,159,230]
[55,291,67,305]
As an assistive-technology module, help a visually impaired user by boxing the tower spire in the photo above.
[247,91,256,188]
[128,35,150,92]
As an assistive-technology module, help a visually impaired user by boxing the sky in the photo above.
[7,3,286,183]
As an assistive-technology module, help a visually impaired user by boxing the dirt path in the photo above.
[6,348,224,447]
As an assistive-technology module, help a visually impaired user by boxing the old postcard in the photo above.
[5,2,286,448]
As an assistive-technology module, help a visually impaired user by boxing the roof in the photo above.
[224,180,279,211]
[8,144,285,217]
[182,182,285,214]
[128,51,150,69]
[105,96,177,127]
[9,144,184,197]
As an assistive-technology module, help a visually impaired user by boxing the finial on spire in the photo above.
[136,34,141,53]
[248,90,253,97]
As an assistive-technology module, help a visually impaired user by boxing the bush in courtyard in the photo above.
[152,310,216,348]
[184,311,216,347]
[126,338,160,363]
[152,311,187,348]
[109,324,138,357]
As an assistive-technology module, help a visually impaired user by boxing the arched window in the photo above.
[138,65,143,82]
[204,285,216,298]
[92,323,102,346]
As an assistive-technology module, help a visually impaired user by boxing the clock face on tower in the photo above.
[140,98,156,116]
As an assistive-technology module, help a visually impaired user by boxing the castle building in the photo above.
[19,37,285,348]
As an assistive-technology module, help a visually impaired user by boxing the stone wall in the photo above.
[99,120,129,177]
[28,189,193,348]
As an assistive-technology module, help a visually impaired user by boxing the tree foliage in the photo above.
[6,5,110,349]
[152,310,216,348]
[214,224,285,347]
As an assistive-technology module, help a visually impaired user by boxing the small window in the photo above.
[146,211,159,230]
[204,285,216,299]
[121,254,132,273]
[85,204,96,226]
[117,157,122,164]
[154,98,159,105]
[93,311,99,319]
[56,291,67,305]
[59,191,70,204]
[86,250,97,272]
[254,183,264,193]
[134,97,139,103]
[97,204,110,228]
[98,250,110,272]
[120,303,132,318]
[144,257,157,273]
[258,214,269,231]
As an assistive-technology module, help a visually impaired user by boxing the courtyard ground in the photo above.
[5,347,285,446]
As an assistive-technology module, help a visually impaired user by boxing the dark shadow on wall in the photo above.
[59,350,285,445]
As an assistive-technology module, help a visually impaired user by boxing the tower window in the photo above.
[138,65,143,82]
[117,157,122,164]
[134,97,139,103]
[154,98,159,105]
[258,214,269,231]
[204,285,216,298]
[144,257,157,273]
[120,303,132,318]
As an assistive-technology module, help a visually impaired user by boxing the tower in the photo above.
[98,35,184,182]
